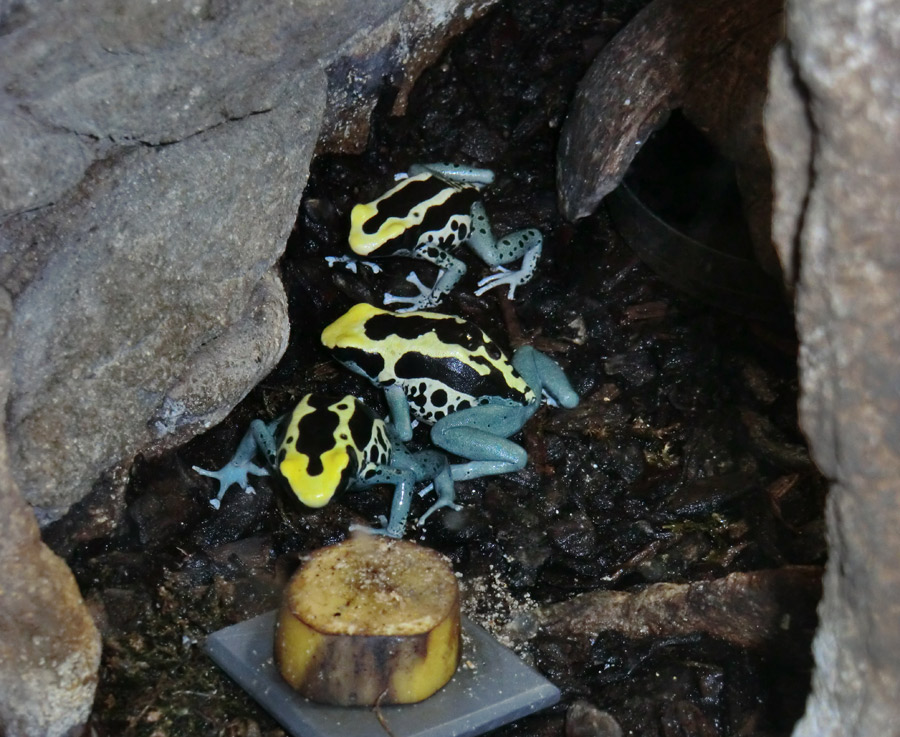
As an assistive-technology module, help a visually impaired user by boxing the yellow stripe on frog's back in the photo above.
[348,173,457,256]
[322,303,531,399]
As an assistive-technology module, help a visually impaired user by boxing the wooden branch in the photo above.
[509,566,821,651]
[557,0,783,224]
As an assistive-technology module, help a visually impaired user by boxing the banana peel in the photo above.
[274,534,460,706]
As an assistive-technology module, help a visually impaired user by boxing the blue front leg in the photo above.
[192,416,282,509]
[384,384,414,442]
[351,465,417,538]
[354,425,457,538]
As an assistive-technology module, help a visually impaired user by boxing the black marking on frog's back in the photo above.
[347,399,378,451]
[331,346,386,383]
[393,352,528,404]
[364,177,450,233]
[293,396,342,476]
[368,186,480,256]
[364,312,499,356]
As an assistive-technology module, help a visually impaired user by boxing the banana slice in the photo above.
[274,534,460,705]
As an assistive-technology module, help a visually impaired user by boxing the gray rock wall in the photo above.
[0,1,496,734]
[0,0,495,519]
[766,1,900,734]
[0,289,102,737]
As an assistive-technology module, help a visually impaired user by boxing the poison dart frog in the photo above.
[192,393,457,538]
[330,164,543,311]
[321,303,579,486]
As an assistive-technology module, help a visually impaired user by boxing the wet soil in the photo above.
[50,1,826,735]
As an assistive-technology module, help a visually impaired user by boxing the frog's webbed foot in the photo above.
[383,270,442,312]
[418,497,462,527]
[474,231,542,299]
[349,516,398,538]
[416,466,460,527]
[192,462,267,510]
[325,255,383,274]
[474,264,522,298]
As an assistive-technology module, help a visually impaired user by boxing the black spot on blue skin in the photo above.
[278,449,286,463]
[363,468,377,480]
[431,388,448,407]
[458,224,468,239]
[432,409,445,421]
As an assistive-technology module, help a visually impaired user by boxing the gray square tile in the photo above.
[204,611,560,737]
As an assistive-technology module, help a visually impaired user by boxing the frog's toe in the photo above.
[383,271,440,311]
[349,517,402,539]
[325,256,382,274]
[417,498,463,526]
[474,265,528,299]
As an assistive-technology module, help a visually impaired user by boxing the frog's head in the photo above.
[278,395,358,507]
[321,303,389,384]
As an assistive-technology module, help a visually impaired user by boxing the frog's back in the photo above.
[348,172,479,257]
[322,304,534,423]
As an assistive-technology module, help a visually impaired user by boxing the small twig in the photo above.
[373,689,399,737]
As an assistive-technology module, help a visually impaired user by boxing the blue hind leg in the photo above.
[430,404,531,482]
[512,345,579,409]
[409,163,495,186]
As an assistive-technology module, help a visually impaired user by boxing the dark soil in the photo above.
[52,1,826,735]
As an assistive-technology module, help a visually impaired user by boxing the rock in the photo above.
[0,1,501,730]
[0,288,102,737]
[2,98,309,516]
[0,0,499,518]
[566,700,623,737]
[556,0,783,273]
[766,1,900,734]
